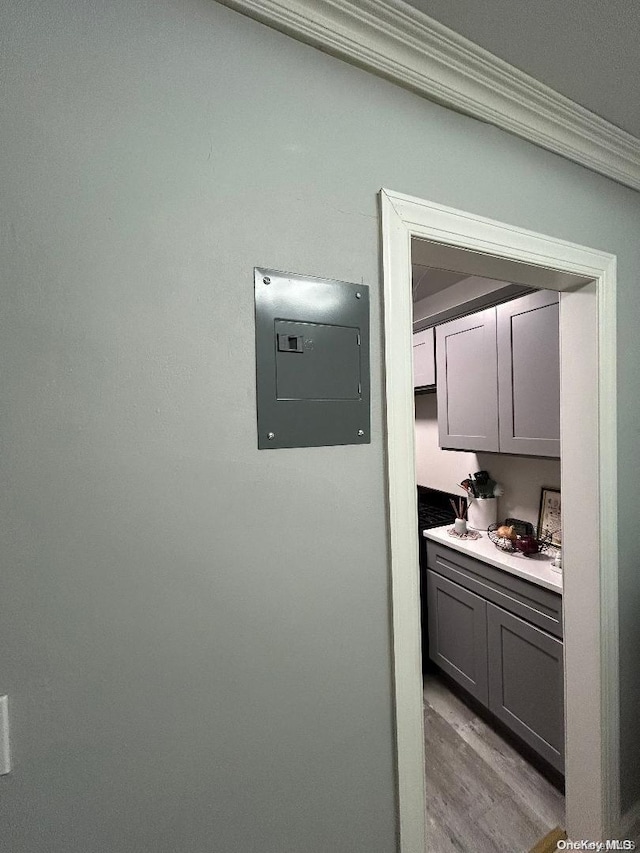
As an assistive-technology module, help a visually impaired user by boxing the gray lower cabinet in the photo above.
[427,570,488,704]
[426,541,564,772]
[487,603,564,771]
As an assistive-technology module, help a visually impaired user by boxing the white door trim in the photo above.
[380,188,619,851]
[219,0,640,191]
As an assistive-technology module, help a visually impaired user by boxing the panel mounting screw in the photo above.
[263,277,271,285]
[267,432,275,440]
[355,292,361,299]
[358,429,365,436]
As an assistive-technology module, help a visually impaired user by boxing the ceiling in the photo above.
[402,0,640,138]
[412,265,468,302]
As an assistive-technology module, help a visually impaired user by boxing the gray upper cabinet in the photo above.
[413,327,435,388]
[435,308,499,451]
[435,291,560,456]
[497,290,560,457]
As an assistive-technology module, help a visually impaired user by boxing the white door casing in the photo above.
[380,188,619,851]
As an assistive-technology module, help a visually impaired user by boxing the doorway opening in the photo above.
[380,189,619,851]
[414,254,565,849]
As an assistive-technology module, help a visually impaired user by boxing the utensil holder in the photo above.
[467,497,498,531]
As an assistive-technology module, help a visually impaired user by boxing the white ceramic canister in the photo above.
[467,497,498,531]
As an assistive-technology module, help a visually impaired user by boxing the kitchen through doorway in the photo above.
[380,189,619,851]
[412,250,566,850]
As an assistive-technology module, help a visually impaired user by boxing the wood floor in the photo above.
[424,673,565,852]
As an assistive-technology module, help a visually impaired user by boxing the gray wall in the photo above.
[1,1,640,850]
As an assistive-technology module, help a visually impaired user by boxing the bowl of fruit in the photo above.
[487,519,550,556]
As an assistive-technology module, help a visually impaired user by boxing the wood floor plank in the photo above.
[424,705,505,816]
[464,715,565,828]
[424,706,513,851]
[424,673,565,852]
[424,672,478,732]
[424,674,564,827]
[475,795,550,852]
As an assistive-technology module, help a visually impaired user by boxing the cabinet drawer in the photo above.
[427,570,488,704]
[487,603,564,772]
[426,542,562,639]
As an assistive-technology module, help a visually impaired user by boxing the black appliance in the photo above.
[417,485,463,532]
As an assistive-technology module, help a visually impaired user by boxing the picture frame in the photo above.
[537,487,562,548]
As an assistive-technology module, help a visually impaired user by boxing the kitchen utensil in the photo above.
[472,471,497,498]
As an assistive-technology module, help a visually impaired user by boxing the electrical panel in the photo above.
[254,268,370,449]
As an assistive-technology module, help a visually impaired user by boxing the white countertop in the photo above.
[423,525,563,593]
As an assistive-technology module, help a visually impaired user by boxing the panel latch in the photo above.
[277,333,304,353]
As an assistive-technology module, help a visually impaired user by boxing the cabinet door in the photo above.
[496,290,560,457]
[427,570,488,704]
[487,603,564,772]
[413,327,435,387]
[435,308,499,451]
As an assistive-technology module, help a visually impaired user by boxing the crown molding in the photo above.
[219,0,640,192]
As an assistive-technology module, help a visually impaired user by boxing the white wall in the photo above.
[415,394,561,528]
[2,0,640,850]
